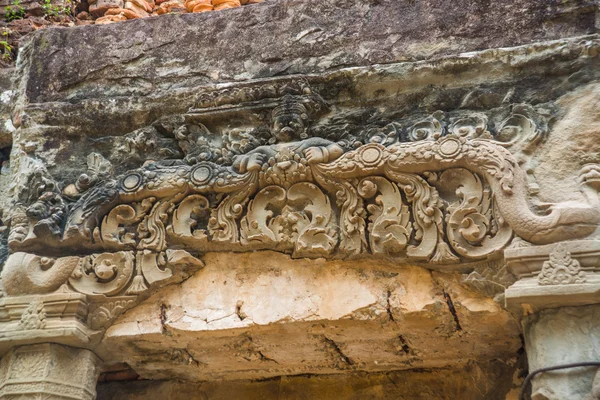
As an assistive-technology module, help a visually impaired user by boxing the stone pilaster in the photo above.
[0,343,100,400]
[522,305,600,400]
[505,239,600,400]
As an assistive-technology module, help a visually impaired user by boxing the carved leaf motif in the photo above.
[362,122,400,146]
[382,168,447,261]
[288,182,338,257]
[97,198,154,247]
[168,195,210,243]
[359,177,411,255]
[407,115,443,141]
[88,298,136,330]
[312,172,366,256]
[241,186,287,246]
[441,169,513,259]
[208,172,258,244]
[137,200,174,252]
[240,183,338,256]
[137,250,172,285]
[68,252,135,296]
[448,114,488,139]
[538,243,587,286]
[495,113,542,153]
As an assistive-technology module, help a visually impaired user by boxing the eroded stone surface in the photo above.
[16,0,600,104]
[0,343,101,400]
[96,360,524,400]
[535,83,600,205]
[10,33,600,203]
[99,252,521,381]
[524,305,600,400]
[1,1,600,398]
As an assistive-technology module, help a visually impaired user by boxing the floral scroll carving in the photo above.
[3,249,202,297]
[240,182,337,257]
[4,83,600,303]
[358,177,411,255]
[55,135,524,264]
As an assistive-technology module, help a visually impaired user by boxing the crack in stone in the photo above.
[160,303,168,335]
[442,290,462,331]
[235,300,247,321]
[181,348,201,367]
[386,290,395,322]
[323,336,355,367]
[257,350,279,364]
[236,334,279,364]
[169,348,202,367]
[397,334,411,354]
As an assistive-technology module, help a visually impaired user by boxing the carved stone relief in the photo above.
[2,78,600,348]
[0,343,100,400]
[504,239,600,313]
[538,243,587,286]
[0,248,203,341]
[7,84,600,265]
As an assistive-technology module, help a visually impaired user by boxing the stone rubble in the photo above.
[0,0,264,65]
[90,0,263,24]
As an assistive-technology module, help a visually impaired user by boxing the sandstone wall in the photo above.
[1,1,600,399]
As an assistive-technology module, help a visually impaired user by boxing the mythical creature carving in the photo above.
[4,84,600,301]
[1,248,204,333]
[232,94,344,181]
[3,249,203,297]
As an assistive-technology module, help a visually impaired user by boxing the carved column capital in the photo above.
[0,292,94,355]
[504,239,600,314]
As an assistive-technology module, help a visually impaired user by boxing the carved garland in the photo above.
[3,87,600,321]
[9,134,596,267]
